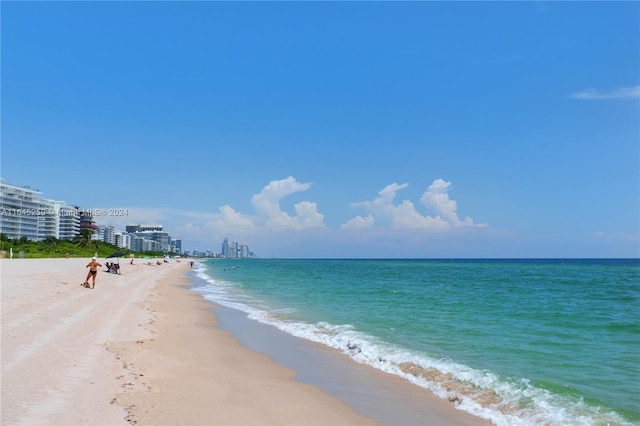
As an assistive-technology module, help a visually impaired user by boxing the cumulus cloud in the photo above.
[420,179,477,227]
[390,199,449,229]
[216,205,256,229]
[341,214,375,230]
[569,85,640,100]
[251,176,325,230]
[346,179,486,230]
[251,176,312,214]
[292,201,325,228]
[377,182,409,205]
[95,176,488,255]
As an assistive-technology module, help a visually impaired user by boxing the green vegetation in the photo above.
[0,233,171,259]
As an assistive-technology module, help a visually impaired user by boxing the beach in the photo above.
[1,258,487,425]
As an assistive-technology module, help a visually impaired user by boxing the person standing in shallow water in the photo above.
[83,256,102,289]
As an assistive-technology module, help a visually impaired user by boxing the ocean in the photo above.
[190,258,639,426]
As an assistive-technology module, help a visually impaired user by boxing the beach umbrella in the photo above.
[106,251,126,273]
[106,251,126,259]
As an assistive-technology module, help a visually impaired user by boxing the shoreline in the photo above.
[115,265,378,425]
[1,258,489,425]
[119,265,488,425]
[186,268,491,425]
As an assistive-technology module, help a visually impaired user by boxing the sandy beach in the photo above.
[1,257,488,425]
[1,257,170,424]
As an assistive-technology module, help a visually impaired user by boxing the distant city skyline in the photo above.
[221,237,254,259]
[2,2,638,258]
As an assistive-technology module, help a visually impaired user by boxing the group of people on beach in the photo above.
[105,261,120,274]
[82,256,190,289]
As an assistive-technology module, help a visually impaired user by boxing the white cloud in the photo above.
[92,176,489,255]
[293,201,325,228]
[420,178,482,227]
[251,176,312,216]
[340,214,375,230]
[251,176,325,230]
[377,182,409,205]
[569,85,640,100]
[346,179,486,230]
[390,199,449,229]
[216,205,256,229]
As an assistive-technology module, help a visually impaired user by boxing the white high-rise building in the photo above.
[58,204,81,240]
[117,233,132,250]
[1,180,46,240]
[94,225,116,245]
[47,201,81,240]
[1,181,182,252]
[1,180,82,241]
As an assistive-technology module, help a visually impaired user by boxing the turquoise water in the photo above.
[193,259,640,425]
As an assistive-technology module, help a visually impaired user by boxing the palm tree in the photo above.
[75,229,96,250]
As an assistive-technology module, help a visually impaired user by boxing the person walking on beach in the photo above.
[83,256,102,289]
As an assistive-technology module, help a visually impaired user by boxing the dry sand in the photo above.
[1,257,488,425]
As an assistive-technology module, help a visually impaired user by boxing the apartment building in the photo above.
[0,181,42,240]
[2,181,183,253]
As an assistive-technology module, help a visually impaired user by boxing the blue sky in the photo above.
[2,1,638,258]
